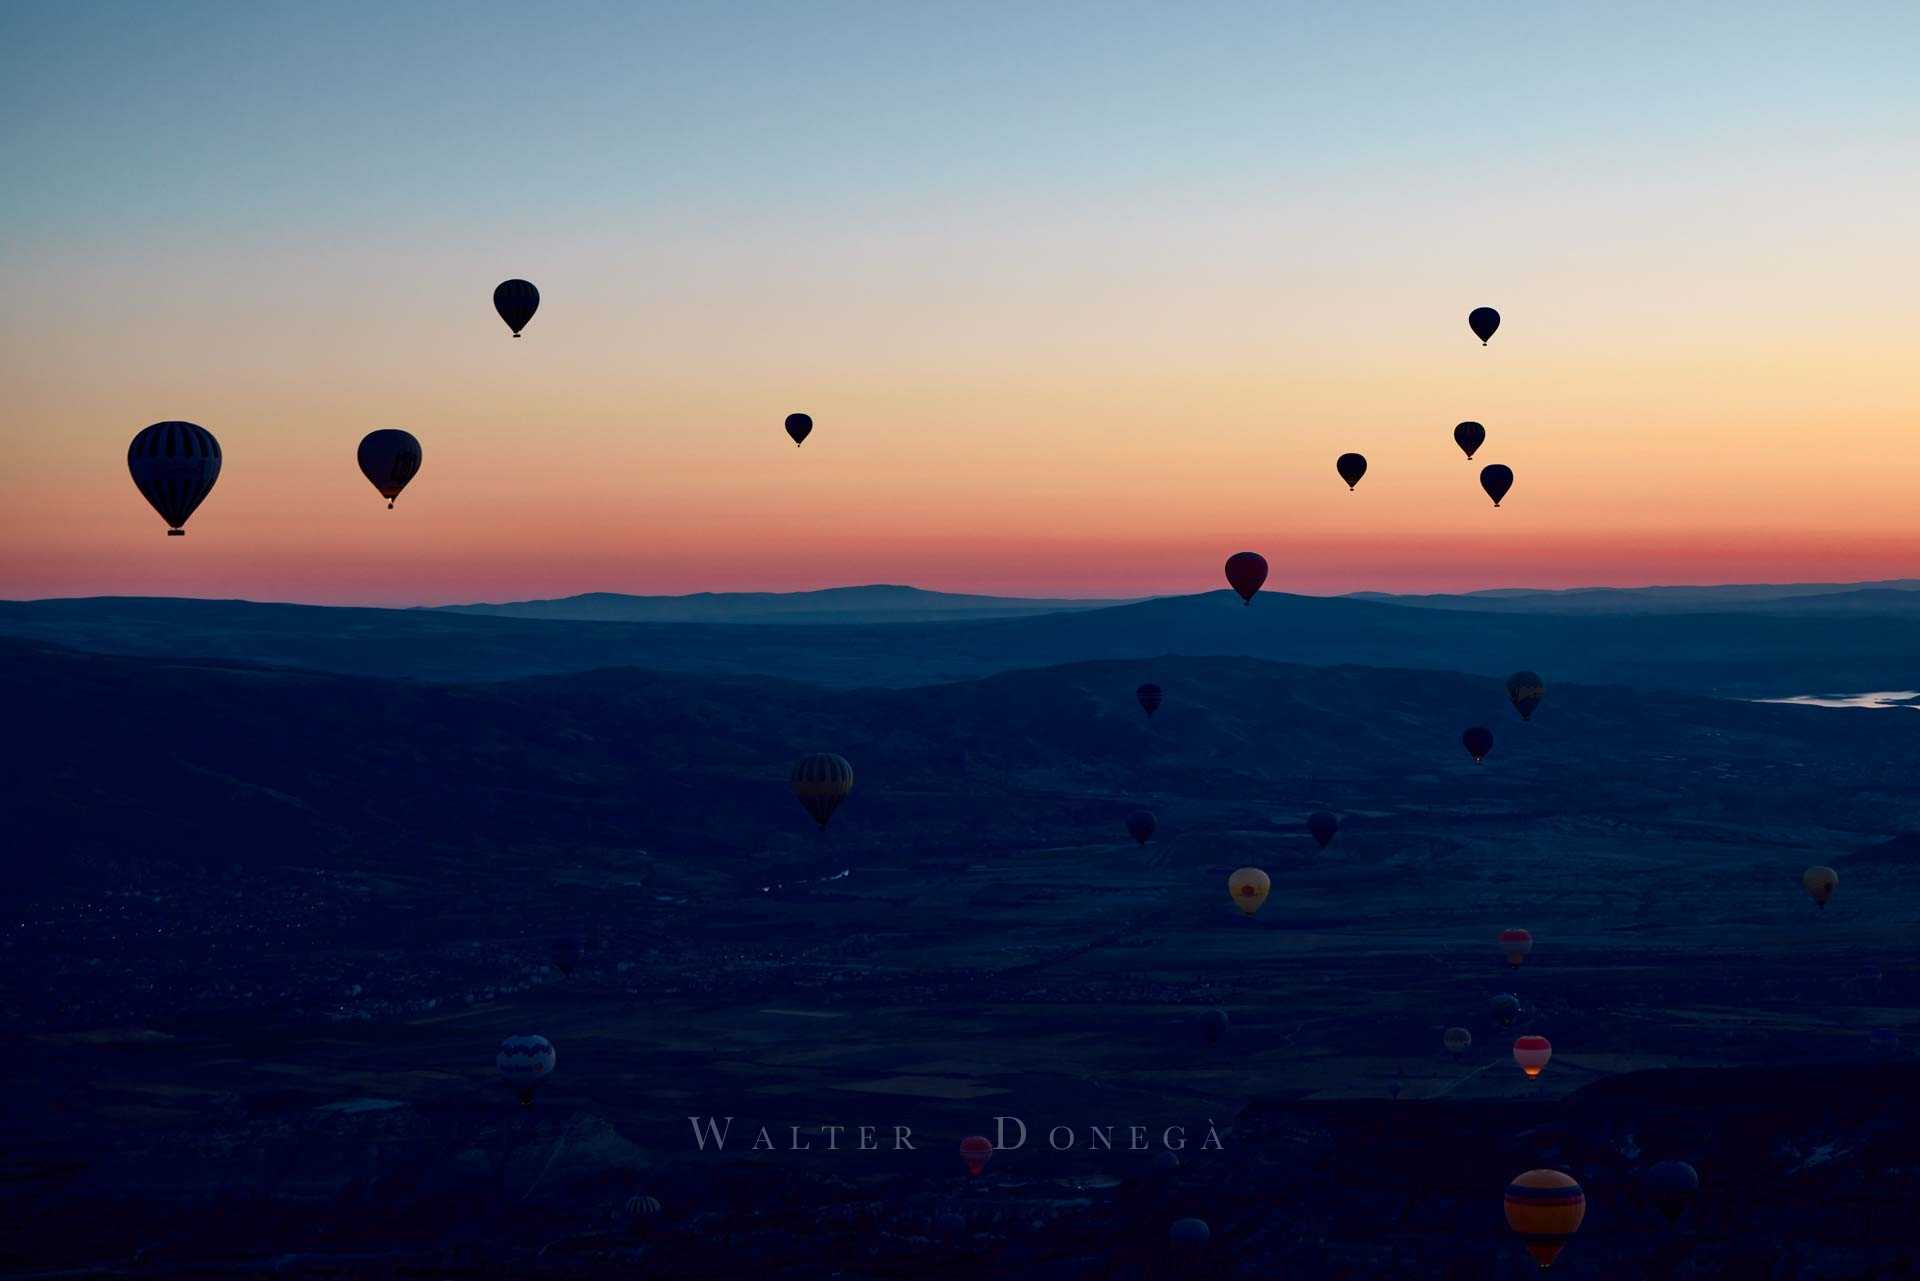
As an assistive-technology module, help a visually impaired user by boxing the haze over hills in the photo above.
[435,584,1139,624]
[1350,579,1920,614]
[10,581,1920,695]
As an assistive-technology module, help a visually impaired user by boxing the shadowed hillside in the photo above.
[437,584,1137,624]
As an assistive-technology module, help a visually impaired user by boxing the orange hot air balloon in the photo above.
[1227,867,1271,916]
[1499,928,1534,968]
[1802,865,1837,908]
[1513,1035,1552,1078]
[1505,1169,1584,1268]
[959,1135,993,1177]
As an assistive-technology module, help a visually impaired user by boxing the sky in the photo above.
[2,1,1917,605]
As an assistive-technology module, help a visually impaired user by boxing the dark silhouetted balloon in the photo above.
[1644,1160,1698,1226]
[1336,452,1367,490]
[1802,865,1837,908]
[1463,726,1494,764]
[497,1034,555,1105]
[1444,1026,1472,1056]
[785,413,813,446]
[128,421,222,535]
[1224,551,1268,605]
[1308,811,1339,850]
[1200,1008,1228,1045]
[1469,307,1501,345]
[493,278,539,336]
[1169,1218,1210,1253]
[551,935,586,976]
[1505,1169,1583,1268]
[623,1195,662,1235]
[959,1135,993,1177]
[1454,421,1486,459]
[1127,810,1157,846]
[356,429,422,508]
[1481,464,1514,507]
[1491,993,1522,1027]
[1507,671,1546,721]
[791,753,853,830]
[1136,683,1163,717]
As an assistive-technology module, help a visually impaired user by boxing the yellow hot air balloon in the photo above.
[1227,867,1270,916]
[1505,1169,1585,1268]
[1802,865,1837,908]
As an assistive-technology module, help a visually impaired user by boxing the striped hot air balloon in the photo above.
[1499,928,1534,968]
[1513,1035,1552,1079]
[1135,683,1164,717]
[790,753,854,831]
[128,421,222,535]
[1505,1169,1584,1268]
[497,1034,556,1105]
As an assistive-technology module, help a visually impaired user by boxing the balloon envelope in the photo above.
[1454,421,1486,459]
[1507,671,1546,721]
[1168,1218,1210,1251]
[1224,551,1268,605]
[1444,1026,1472,1055]
[1336,452,1367,490]
[791,754,854,830]
[493,278,539,336]
[1480,464,1514,507]
[785,412,813,446]
[1505,1169,1583,1268]
[1469,306,1501,344]
[1499,928,1533,967]
[498,1034,556,1103]
[1491,993,1522,1026]
[1199,1008,1228,1045]
[1644,1160,1698,1225]
[1803,865,1837,907]
[551,935,586,975]
[128,421,222,534]
[1307,811,1339,850]
[1126,811,1156,846]
[1513,1035,1552,1078]
[1463,726,1494,763]
[959,1134,993,1176]
[356,429,422,507]
[1227,867,1270,916]
[1135,683,1163,717]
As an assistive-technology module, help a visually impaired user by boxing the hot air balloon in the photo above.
[1513,1035,1552,1079]
[622,1194,663,1235]
[497,1034,556,1105]
[1168,1218,1210,1254]
[1802,865,1837,908]
[1444,1026,1472,1057]
[1463,726,1494,764]
[959,1135,993,1177]
[1491,993,1522,1027]
[551,935,586,976]
[785,413,813,446]
[1469,307,1501,345]
[356,429,422,508]
[1199,1008,1228,1045]
[1127,810,1157,846]
[1499,928,1533,968]
[1136,683,1164,717]
[1481,464,1514,507]
[1307,811,1339,850]
[1224,551,1268,605]
[1336,453,1367,490]
[128,421,222,535]
[1644,1160,1698,1227]
[1505,1169,1584,1268]
[1228,867,1270,916]
[493,278,539,336]
[1454,421,1486,459]
[791,754,854,831]
[1507,671,1546,721]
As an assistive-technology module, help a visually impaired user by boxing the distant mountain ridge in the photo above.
[1349,579,1920,614]
[435,584,1139,625]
